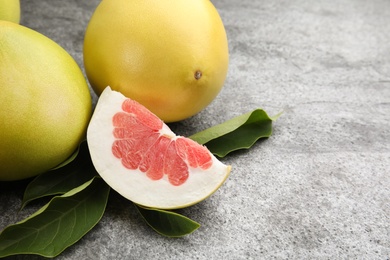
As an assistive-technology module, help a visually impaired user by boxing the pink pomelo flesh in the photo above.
[87,87,230,209]
[112,99,213,186]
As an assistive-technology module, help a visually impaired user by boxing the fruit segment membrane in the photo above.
[112,98,213,186]
[87,87,230,209]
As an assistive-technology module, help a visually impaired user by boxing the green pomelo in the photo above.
[0,0,20,23]
[0,21,92,181]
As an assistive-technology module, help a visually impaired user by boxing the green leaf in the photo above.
[135,204,200,237]
[0,177,110,258]
[190,109,280,157]
[21,140,98,209]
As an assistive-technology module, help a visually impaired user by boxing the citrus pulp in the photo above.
[87,87,230,209]
[83,0,229,122]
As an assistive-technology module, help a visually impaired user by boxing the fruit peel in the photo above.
[87,87,230,209]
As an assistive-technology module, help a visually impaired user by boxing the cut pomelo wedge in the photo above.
[87,87,231,209]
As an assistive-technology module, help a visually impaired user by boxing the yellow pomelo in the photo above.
[0,0,20,23]
[0,21,92,181]
[84,0,229,122]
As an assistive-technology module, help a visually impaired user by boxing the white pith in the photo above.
[87,87,230,209]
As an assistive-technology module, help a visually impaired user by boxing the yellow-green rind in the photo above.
[0,21,92,181]
[0,0,20,23]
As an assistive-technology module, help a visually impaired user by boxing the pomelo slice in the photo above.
[87,87,231,209]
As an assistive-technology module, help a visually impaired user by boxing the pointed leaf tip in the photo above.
[135,204,200,237]
[0,177,110,258]
[190,109,275,157]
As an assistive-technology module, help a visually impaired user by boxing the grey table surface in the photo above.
[1,0,390,259]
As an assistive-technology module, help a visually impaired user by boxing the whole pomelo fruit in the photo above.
[0,0,20,23]
[83,0,229,122]
[0,21,92,181]
[88,87,230,209]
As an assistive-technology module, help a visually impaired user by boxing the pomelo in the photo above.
[0,0,20,23]
[0,21,92,181]
[87,87,231,209]
[83,0,229,122]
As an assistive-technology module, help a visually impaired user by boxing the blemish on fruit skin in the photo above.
[194,70,202,80]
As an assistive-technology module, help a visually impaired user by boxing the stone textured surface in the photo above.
[1,0,390,259]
